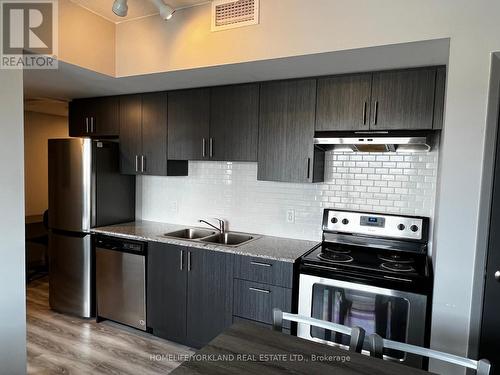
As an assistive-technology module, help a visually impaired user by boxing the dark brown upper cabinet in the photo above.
[316,66,445,131]
[119,92,188,176]
[432,66,446,130]
[209,84,259,161]
[167,88,210,160]
[168,85,258,162]
[69,96,120,137]
[119,94,142,175]
[370,67,439,130]
[258,79,324,183]
[316,73,372,131]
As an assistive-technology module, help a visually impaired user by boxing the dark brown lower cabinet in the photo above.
[232,316,291,334]
[186,247,234,348]
[147,242,187,343]
[147,242,233,348]
[233,255,294,288]
[233,279,292,330]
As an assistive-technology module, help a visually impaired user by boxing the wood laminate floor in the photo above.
[27,278,194,375]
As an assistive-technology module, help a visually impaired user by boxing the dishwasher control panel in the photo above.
[94,236,146,255]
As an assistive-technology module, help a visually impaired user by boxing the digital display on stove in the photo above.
[360,215,385,227]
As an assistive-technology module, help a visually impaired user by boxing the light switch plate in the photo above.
[286,209,295,223]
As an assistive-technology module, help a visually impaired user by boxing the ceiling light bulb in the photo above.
[112,0,128,17]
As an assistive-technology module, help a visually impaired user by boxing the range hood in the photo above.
[314,131,435,153]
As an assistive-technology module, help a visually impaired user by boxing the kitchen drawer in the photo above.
[232,316,290,335]
[233,255,294,288]
[233,279,292,329]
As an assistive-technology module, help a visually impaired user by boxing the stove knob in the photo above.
[342,218,349,225]
[410,225,419,232]
[397,224,405,231]
[331,217,338,224]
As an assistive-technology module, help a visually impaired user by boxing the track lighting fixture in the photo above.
[150,0,175,20]
[111,0,174,20]
[112,0,128,17]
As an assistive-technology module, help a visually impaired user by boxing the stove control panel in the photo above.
[323,210,428,241]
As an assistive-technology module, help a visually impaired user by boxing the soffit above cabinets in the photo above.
[24,98,69,117]
[24,39,449,100]
[70,0,209,23]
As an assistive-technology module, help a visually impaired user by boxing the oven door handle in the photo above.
[301,262,413,284]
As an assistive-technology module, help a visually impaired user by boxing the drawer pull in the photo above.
[250,261,272,267]
[249,287,270,294]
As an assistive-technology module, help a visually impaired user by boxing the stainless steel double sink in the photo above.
[162,228,257,247]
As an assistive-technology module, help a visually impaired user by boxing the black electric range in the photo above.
[297,209,434,369]
[300,210,433,294]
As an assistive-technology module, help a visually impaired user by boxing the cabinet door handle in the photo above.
[306,157,311,180]
[363,102,367,125]
[180,250,184,271]
[250,261,272,267]
[209,138,213,158]
[135,155,139,173]
[373,100,379,125]
[141,155,145,173]
[85,117,89,133]
[187,251,192,271]
[202,138,206,158]
[91,117,95,133]
[249,287,270,294]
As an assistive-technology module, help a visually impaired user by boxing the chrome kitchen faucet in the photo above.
[198,218,225,233]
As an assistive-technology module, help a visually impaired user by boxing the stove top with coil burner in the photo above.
[300,210,432,293]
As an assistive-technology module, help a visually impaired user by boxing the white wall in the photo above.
[118,2,500,372]
[139,150,438,242]
[0,70,27,374]
[24,111,68,217]
[58,0,116,76]
[468,52,500,357]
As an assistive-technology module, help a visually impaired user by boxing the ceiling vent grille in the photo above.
[211,0,259,31]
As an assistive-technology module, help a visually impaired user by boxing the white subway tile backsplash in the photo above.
[138,150,438,241]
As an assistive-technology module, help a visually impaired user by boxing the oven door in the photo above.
[298,273,427,368]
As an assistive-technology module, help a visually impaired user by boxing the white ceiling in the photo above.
[23,39,450,100]
[70,0,209,23]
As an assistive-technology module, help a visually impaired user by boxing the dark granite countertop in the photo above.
[92,220,319,263]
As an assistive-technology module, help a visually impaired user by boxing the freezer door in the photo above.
[48,232,93,318]
[48,138,92,232]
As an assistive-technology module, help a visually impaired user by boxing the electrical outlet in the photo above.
[286,209,295,223]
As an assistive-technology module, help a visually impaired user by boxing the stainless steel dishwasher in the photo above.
[95,236,147,330]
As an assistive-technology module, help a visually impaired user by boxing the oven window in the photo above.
[310,283,409,359]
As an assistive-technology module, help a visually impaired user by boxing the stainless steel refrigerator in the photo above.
[48,138,135,318]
